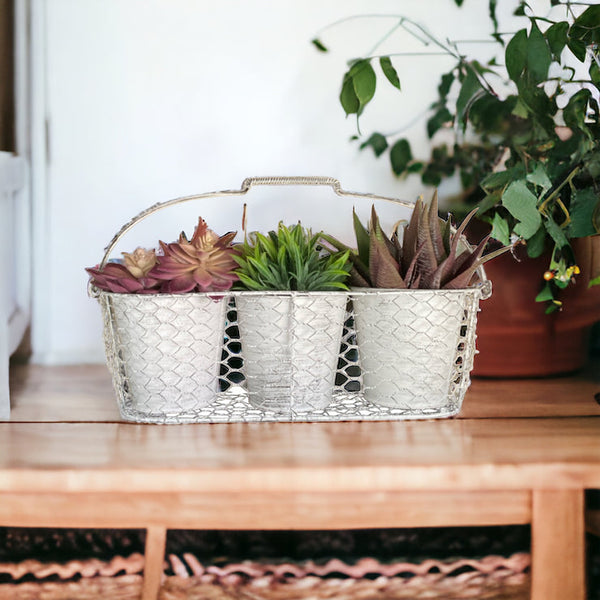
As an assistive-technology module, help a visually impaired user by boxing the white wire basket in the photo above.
[91,177,492,424]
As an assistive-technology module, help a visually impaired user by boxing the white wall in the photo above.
[33,0,500,364]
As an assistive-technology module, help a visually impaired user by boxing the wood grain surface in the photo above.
[3,363,600,600]
[8,362,600,423]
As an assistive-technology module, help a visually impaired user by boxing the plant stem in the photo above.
[556,198,571,227]
[364,51,452,59]
[365,19,404,57]
[539,165,582,214]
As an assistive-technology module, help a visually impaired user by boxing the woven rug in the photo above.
[160,553,530,600]
[0,552,530,600]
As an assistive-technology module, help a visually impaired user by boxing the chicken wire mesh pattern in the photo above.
[97,286,485,424]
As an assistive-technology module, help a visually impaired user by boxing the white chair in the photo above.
[0,152,27,418]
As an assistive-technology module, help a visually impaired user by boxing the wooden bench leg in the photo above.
[142,525,167,600]
[531,489,585,600]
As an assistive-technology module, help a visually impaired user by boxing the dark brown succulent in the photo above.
[323,191,509,289]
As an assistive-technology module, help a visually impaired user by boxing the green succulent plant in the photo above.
[323,192,509,290]
[233,222,351,291]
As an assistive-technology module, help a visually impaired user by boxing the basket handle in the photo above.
[95,176,490,298]
[241,176,342,192]
[98,177,409,270]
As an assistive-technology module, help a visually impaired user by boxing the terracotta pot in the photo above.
[474,236,600,377]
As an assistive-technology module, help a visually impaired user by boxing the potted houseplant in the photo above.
[87,217,239,423]
[314,1,600,375]
[233,221,351,414]
[324,193,507,415]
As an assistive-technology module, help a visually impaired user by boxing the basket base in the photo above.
[117,388,463,424]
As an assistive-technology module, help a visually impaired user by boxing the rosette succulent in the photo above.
[151,218,238,293]
[323,192,509,289]
[87,217,238,294]
[86,248,160,294]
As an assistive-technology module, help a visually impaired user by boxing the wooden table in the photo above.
[3,363,600,600]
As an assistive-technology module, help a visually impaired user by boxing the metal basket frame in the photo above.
[91,177,491,424]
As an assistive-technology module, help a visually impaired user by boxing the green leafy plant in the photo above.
[233,222,351,291]
[314,1,600,311]
[323,192,508,289]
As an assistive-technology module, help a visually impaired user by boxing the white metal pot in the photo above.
[352,288,480,416]
[235,292,348,415]
[100,292,227,423]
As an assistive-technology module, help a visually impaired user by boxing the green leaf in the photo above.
[535,283,555,302]
[390,139,413,176]
[567,38,587,62]
[351,60,376,108]
[379,56,400,90]
[571,6,600,45]
[481,167,522,192]
[480,171,510,191]
[526,226,547,258]
[512,97,529,118]
[426,106,452,138]
[505,28,528,82]
[455,67,483,127]
[359,132,388,157]
[517,80,554,119]
[407,161,424,173]
[311,38,328,52]
[545,21,568,60]
[502,180,542,239]
[421,169,442,187]
[563,88,592,138]
[340,72,360,116]
[477,191,502,215]
[454,0,464,5]
[490,213,511,246]
[514,2,527,16]
[544,216,569,248]
[590,61,600,90]
[590,275,600,288]
[526,163,552,193]
[567,188,600,238]
[573,5,600,27]
[438,71,455,100]
[527,20,552,83]
[339,59,376,116]
[489,0,502,44]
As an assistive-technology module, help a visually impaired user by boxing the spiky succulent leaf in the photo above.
[414,199,438,286]
[353,207,371,266]
[234,222,351,291]
[401,196,422,273]
[371,205,398,260]
[368,212,406,288]
[319,233,371,285]
[428,190,446,263]
[328,191,510,290]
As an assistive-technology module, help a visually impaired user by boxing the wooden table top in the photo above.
[7,362,600,422]
[2,363,600,494]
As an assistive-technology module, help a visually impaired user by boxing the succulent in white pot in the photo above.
[324,193,508,416]
[86,218,238,423]
[233,221,351,415]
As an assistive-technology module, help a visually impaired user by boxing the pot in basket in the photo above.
[352,288,481,417]
[100,292,227,423]
[235,292,348,415]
